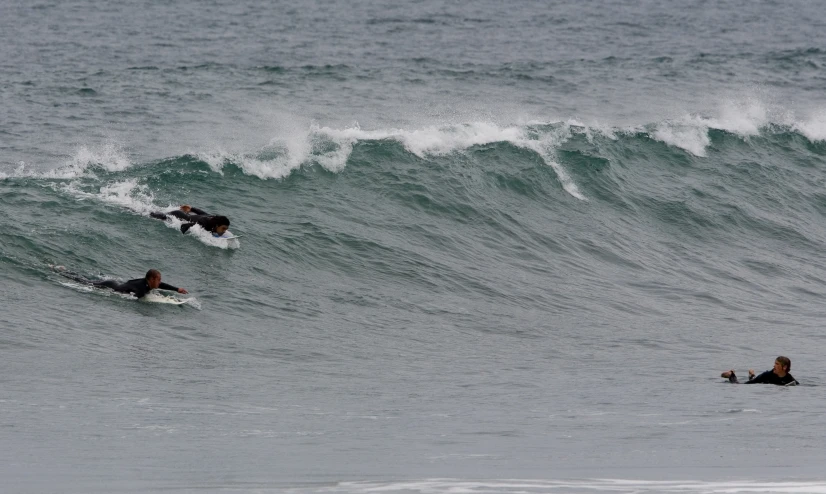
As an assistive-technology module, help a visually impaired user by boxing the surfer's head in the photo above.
[775,356,791,374]
[208,216,230,235]
[145,269,162,289]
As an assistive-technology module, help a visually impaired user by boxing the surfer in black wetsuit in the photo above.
[57,268,188,298]
[721,356,799,386]
[150,205,230,236]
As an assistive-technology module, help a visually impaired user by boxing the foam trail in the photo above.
[60,179,159,214]
[59,179,238,249]
[291,479,826,494]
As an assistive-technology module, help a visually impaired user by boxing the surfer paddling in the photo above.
[151,205,230,237]
[721,356,798,386]
[55,267,188,299]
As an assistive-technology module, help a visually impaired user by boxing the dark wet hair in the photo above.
[145,269,161,280]
[207,215,230,232]
[776,356,791,372]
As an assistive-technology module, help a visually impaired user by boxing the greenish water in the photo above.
[3,1,826,492]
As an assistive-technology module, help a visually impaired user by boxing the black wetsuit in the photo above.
[729,370,798,386]
[745,370,799,386]
[150,207,217,234]
[150,207,209,221]
[62,272,180,299]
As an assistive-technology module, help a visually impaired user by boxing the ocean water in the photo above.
[3,1,826,492]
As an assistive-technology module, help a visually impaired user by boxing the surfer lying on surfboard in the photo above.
[55,267,188,299]
[150,205,231,237]
[721,356,799,385]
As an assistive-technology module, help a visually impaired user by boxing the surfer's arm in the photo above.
[180,222,195,234]
[188,207,208,215]
[159,282,188,294]
[745,371,768,384]
[721,370,738,383]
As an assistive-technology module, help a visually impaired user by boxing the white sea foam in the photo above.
[649,96,773,156]
[57,281,96,293]
[197,123,315,179]
[197,148,306,180]
[194,121,585,199]
[517,127,586,200]
[287,479,826,494]
[12,142,133,179]
[794,110,826,142]
[707,98,770,136]
[316,121,586,199]
[60,178,159,215]
[652,117,711,157]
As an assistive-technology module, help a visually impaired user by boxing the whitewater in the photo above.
[3,1,826,493]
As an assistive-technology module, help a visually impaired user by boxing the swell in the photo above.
[4,118,826,322]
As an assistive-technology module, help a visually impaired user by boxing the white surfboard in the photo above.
[142,292,188,305]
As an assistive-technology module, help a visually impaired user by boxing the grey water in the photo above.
[3,1,826,493]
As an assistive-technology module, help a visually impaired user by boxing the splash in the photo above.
[315,121,586,199]
[11,142,132,179]
[794,109,826,142]
[60,178,160,214]
[652,117,712,157]
[649,96,772,156]
[193,121,586,199]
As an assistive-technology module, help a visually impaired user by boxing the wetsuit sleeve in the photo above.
[189,207,209,215]
[745,371,771,384]
[158,282,179,292]
[168,210,193,221]
[181,222,195,234]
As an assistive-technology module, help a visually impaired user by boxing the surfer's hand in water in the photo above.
[748,369,755,379]
[179,205,191,213]
[178,288,189,294]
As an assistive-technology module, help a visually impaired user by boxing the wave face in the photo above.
[4,0,826,491]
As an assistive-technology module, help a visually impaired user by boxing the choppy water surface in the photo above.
[3,1,826,493]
